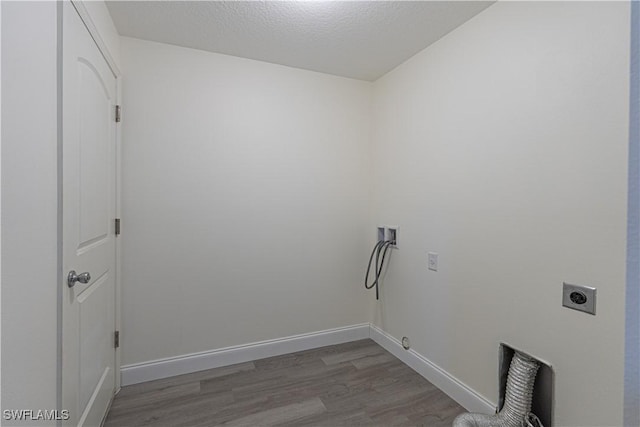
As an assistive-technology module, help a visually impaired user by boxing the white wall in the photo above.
[119,37,372,366]
[1,1,4,422]
[1,2,58,422]
[371,2,629,426]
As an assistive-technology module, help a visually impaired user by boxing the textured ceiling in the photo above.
[106,1,494,81]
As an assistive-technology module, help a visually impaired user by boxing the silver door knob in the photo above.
[68,270,91,288]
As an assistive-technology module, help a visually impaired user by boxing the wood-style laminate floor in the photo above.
[105,339,465,426]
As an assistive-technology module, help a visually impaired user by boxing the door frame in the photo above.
[57,0,123,413]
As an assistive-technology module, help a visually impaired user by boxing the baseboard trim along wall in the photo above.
[368,324,495,414]
[120,323,495,414]
[120,324,371,386]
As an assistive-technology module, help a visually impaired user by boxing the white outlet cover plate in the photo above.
[428,252,438,271]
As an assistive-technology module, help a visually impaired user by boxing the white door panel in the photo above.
[62,3,117,426]
[78,59,111,247]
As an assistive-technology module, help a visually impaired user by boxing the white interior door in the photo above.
[62,3,118,426]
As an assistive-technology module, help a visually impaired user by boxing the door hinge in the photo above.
[115,105,121,123]
[115,218,121,236]
[114,331,120,348]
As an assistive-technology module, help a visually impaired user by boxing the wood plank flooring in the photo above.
[105,339,465,426]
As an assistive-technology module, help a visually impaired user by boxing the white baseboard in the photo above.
[121,322,494,416]
[369,323,495,414]
[121,323,370,386]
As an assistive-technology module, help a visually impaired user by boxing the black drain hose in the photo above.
[365,240,393,300]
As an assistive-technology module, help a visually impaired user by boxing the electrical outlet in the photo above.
[562,282,596,315]
[428,252,438,271]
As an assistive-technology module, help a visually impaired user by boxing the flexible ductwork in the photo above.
[452,351,541,427]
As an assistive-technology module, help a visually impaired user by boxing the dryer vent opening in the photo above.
[499,344,554,427]
[453,345,553,427]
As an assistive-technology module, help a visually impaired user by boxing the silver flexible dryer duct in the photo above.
[452,352,540,427]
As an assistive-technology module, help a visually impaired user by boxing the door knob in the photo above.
[68,270,91,288]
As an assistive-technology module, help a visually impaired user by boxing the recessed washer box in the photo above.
[386,226,398,247]
[562,282,596,315]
